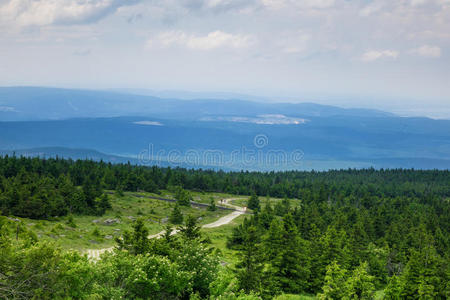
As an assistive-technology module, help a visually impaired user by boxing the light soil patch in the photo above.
[85,197,247,259]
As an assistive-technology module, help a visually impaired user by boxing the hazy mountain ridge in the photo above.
[0,87,394,121]
[1,87,449,170]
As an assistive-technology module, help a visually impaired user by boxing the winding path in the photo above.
[85,198,246,260]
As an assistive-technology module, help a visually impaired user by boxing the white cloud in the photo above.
[361,50,399,62]
[0,0,139,27]
[359,2,384,17]
[262,0,335,9]
[148,30,254,50]
[410,45,442,57]
[182,0,259,13]
[410,0,428,6]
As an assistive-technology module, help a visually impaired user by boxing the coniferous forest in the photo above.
[0,155,449,299]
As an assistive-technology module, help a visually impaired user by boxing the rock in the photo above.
[105,235,113,240]
[113,228,121,232]
[197,217,203,221]
[127,216,136,221]
[7,217,20,222]
[27,223,35,226]
[89,240,99,244]
[59,234,66,238]
[161,217,168,224]
[92,219,100,224]
[103,218,120,225]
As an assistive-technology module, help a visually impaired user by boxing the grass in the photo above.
[6,191,232,251]
[203,214,248,265]
[229,195,298,211]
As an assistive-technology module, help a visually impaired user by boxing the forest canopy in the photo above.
[0,155,449,299]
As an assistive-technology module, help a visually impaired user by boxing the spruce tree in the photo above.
[247,193,260,211]
[345,261,375,299]
[208,197,217,211]
[179,215,201,241]
[170,203,184,225]
[384,275,403,300]
[116,218,150,255]
[317,260,348,300]
[175,187,192,207]
[270,213,310,294]
[236,225,264,294]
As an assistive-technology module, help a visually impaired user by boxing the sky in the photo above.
[0,0,449,117]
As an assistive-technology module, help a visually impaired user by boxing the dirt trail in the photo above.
[85,198,246,260]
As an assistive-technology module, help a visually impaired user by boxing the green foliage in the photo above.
[247,193,260,211]
[384,275,403,300]
[208,197,217,211]
[274,197,290,216]
[0,240,94,299]
[235,225,264,294]
[317,260,348,300]
[173,240,219,297]
[269,214,310,294]
[170,203,184,225]
[345,262,375,299]
[1,156,450,299]
[179,215,202,241]
[116,218,150,255]
[94,251,190,299]
[66,214,77,228]
[175,186,192,207]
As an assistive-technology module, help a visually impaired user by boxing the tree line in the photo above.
[1,155,449,219]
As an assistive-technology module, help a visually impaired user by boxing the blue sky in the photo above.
[0,0,449,117]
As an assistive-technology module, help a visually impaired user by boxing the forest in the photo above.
[0,155,449,299]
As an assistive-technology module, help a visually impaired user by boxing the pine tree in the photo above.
[384,275,403,300]
[259,199,275,229]
[175,187,192,207]
[116,218,150,255]
[270,213,310,294]
[317,260,348,300]
[208,197,217,211]
[345,261,375,299]
[319,225,351,281]
[170,203,184,225]
[264,218,283,261]
[97,193,111,214]
[247,193,260,211]
[179,215,201,241]
[236,225,264,294]
[400,245,443,298]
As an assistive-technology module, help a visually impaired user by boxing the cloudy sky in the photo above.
[0,0,449,117]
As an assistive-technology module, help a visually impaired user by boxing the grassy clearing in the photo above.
[6,191,232,251]
[203,214,247,265]
[229,195,296,210]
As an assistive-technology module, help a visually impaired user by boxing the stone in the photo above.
[103,218,120,225]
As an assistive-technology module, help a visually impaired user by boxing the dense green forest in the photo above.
[0,155,449,299]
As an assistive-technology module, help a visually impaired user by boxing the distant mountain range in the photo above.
[1,86,449,170]
[0,86,393,121]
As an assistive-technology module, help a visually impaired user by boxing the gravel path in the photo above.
[85,198,246,260]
